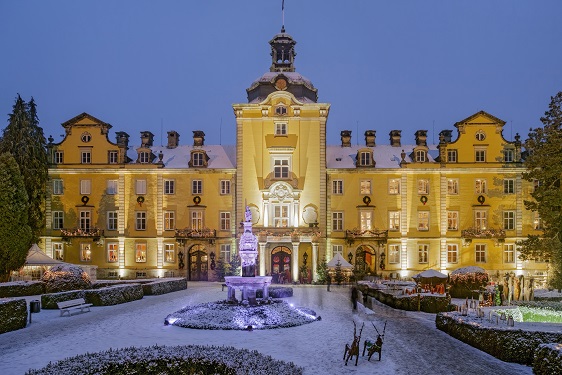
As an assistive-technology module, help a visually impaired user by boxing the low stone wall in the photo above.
[84,284,143,306]
[0,298,28,334]
[142,278,187,295]
[534,343,562,375]
[358,284,451,313]
[41,290,86,309]
[0,281,44,298]
[436,312,562,365]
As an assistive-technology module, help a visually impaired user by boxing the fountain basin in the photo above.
[224,276,272,305]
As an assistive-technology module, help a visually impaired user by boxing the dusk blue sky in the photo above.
[1,1,561,147]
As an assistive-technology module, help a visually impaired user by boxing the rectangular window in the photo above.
[164,180,175,195]
[80,243,91,262]
[418,244,429,264]
[447,211,459,231]
[136,179,147,195]
[220,212,231,231]
[53,179,64,195]
[416,150,426,162]
[504,244,515,263]
[79,211,91,231]
[192,152,204,167]
[135,243,147,262]
[418,211,429,231]
[107,211,118,231]
[274,158,290,179]
[136,212,146,230]
[164,211,175,230]
[106,180,118,195]
[360,180,371,195]
[80,179,91,195]
[139,152,150,164]
[475,149,486,162]
[389,211,400,231]
[191,211,203,230]
[475,244,486,263]
[388,179,400,194]
[54,151,64,164]
[275,122,287,135]
[447,243,458,263]
[273,205,289,227]
[418,179,430,194]
[53,242,64,261]
[333,245,343,257]
[448,179,459,195]
[447,149,457,163]
[475,210,487,230]
[360,211,372,231]
[332,180,343,195]
[504,179,515,194]
[107,243,118,263]
[220,244,232,263]
[504,211,515,230]
[108,150,118,164]
[388,244,400,264]
[504,149,514,162]
[81,149,91,164]
[332,212,343,231]
[533,212,542,230]
[475,179,487,194]
[220,180,231,195]
[164,243,175,263]
[192,180,202,195]
[53,211,64,230]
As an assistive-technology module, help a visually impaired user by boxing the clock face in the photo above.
[275,78,287,90]
[81,132,92,143]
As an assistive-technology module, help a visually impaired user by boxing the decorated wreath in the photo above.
[81,195,89,205]
[420,195,428,205]
[137,196,145,204]
[363,196,371,205]
[193,195,201,205]
[477,195,485,205]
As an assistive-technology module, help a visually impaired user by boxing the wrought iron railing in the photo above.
[461,227,506,239]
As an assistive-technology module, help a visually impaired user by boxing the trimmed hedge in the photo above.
[41,290,86,309]
[436,312,562,365]
[142,278,187,295]
[256,286,293,298]
[0,281,44,298]
[534,343,562,375]
[358,285,451,313]
[84,284,143,306]
[0,298,28,334]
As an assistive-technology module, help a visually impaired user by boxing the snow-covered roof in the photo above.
[126,144,236,169]
[249,72,315,90]
[326,144,439,169]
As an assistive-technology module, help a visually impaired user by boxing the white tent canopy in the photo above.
[25,244,65,266]
[327,253,353,269]
[412,269,448,280]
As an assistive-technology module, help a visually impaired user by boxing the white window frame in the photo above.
[275,122,288,136]
[136,211,146,231]
[54,151,64,164]
[360,180,371,195]
[475,149,486,162]
[504,179,515,194]
[447,243,458,264]
[447,211,459,231]
[53,179,64,195]
[388,244,400,264]
[504,149,514,162]
[53,243,64,261]
[192,180,202,195]
[139,152,150,164]
[273,157,290,179]
[164,243,175,263]
[333,245,343,257]
[389,211,400,231]
[418,179,430,195]
[358,151,372,166]
[220,211,231,231]
[275,105,287,116]
[418,244,429,264]
[448,179,459,195]
[388,179,400,194]
[107,180,118,195]
[136,179,147,195]
[164,179,175,195]
[475,243,486,263]
[164,211,175,230]
[53,211,64,230]
[475,179,487,194]
[447,149,457,163]
[107,211,118,231]
[418,211,429,231]
[135,243,147,263]
[80,243,92,262]
[107,242,118,263]
[108,150,118,164]
[415,150,426,162]
[80,148,91,164]
[504,244,515,263]
[191,211,203,230]
[273,204,290,227]
[220,244,232,263]
[360,211,373,231]
[332,212,343,231]
[504,210,515,230]
[220,180,231,195]
[474,210,487,230]
[80,179,91,195]
[192,152,204,167]
[79,210,91,231]
[332,180,343,195]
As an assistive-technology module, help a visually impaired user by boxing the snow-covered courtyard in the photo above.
[0,282,532,374]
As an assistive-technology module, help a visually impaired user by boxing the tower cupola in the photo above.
[269,27,297,73]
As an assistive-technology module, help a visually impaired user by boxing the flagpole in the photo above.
[282,0,285,29]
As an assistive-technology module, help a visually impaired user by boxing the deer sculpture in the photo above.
[343,321,364,366]
[363,321,386,361]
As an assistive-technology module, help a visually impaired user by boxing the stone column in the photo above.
[292,242,299,283]
[312,242,319,282]
[259,242,266,276]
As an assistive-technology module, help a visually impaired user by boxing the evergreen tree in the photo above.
[0,95,48,242]
[227,254,241,276]
[214,257,229,281]
[520,91,562,288]
[0,152,33,282]
[316,257,329,283]
[334,260,344,285]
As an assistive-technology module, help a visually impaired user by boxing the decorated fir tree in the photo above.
[316,257,329,283]
[334,260,344,285]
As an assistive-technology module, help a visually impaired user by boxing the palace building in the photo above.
[40,27,547,284]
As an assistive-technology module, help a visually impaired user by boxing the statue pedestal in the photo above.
[224,276,273,305]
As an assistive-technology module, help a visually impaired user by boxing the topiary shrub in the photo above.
[0,298,28,334]
[40,290,86,309]
[84,284,143,306]
[449,266,489,298]
[41,264,91,293]
[0,281,44,298]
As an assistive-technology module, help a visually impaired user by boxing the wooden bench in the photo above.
[57,298,93,317]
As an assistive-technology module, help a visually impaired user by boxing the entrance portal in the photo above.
[189,245,208,281]
[271,246,292,283]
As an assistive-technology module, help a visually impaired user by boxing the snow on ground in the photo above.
[0,282,533,375]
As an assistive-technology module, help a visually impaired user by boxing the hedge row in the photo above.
[358,285,452,313]
[84,284,143,306]
[41,290,85,309]
[0,299,28,334]
[0,282,44,298]
[533,343,562,375]
[436,312,562,365]
[142,278,187,295]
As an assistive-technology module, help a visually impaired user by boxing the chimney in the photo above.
[140,131,154,148]
[167,131,180,149]
[365,130,376,147]
[340,130,352,147]
[389,130,401,147]
[115,132,130,148]
[415,130,427,146]
[193,130,205,146]
[439,130,453,144]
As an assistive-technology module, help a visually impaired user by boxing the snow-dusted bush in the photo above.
[358,284,451,313]
[0,281,44,297]
[0,298,27,334]
[25,344,303,375]
[142,278,187,295]
[256,286,293,298]
[84,284,143,306]
[449,266,489,298]
[534,343,562,375]
[41,264,91,293]
[40,290,85,309]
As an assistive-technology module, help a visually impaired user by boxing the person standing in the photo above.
[326,273,332,292]
[351,286,358,310]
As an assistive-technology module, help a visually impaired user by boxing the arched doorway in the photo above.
[356,245,375,274]
[189,244,208,281]
[271,246,292,283]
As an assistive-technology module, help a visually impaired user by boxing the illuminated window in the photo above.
[53,243,64,261]
[388,244,400,264]
[191,211,203,230]
[475,179,487,194]
[447,244,458,263]
[164,243,175,263]
[164,211,175,230]
[107,180,118,195]
[80,243,91,262]
[448,179,459,195]
[53,179,64,195]
[360,211,372,231]
[107,243,118,263]
[360,180,371,195]
[447,211,459,231]
[533,212,542,230]
[135,243,147,263]
[418,179,430,194]
[418,244,429,264]
[418,211,429,231]
[475,210,487,230]
[389,211,400,231]
[273,205,289,227]
[388,179,400,194]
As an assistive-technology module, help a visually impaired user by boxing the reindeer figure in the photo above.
[343,321,364,366]
[363,321,386,361]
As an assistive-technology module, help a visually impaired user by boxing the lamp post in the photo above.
[303,251,308,267]
[210,251,216,270]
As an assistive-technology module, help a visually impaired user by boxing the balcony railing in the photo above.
[255,227,321,242]
[345,228,388,239]
[461,227,506,239]
[175,228,217,239]
[61,227,103,241]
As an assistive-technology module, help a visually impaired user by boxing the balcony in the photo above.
[175,228,217,244]
[61,227,103,241]
[345,228,388,245]
[461,227,506,240]
[255,227,321,242]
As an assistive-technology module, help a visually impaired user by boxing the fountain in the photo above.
[224,206,272,305]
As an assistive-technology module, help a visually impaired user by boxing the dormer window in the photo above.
[189,150,209,168]
[275,105,288,116]
[504,149,514,162]
[54,151,64,164]
[139,152,151,164]
[357,149,374,167]
[415,150,427,162]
